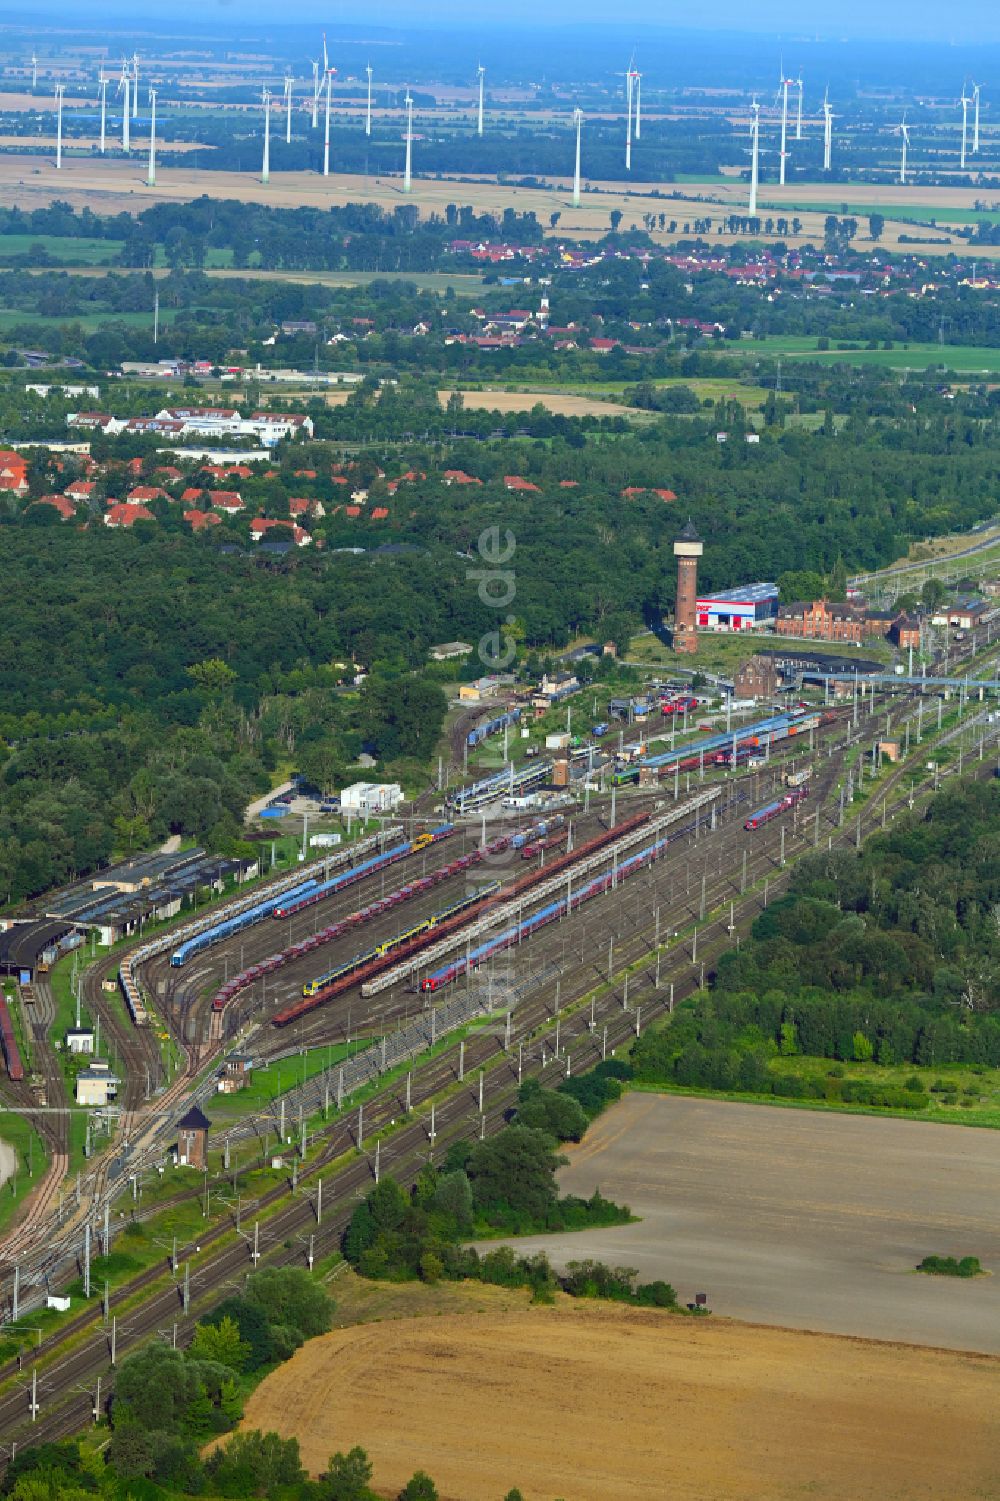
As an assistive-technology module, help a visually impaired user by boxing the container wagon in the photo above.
[0,996,23,1081]
[744,785,808,831]
[466,708,521,749]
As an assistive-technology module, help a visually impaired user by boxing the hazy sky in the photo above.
[17,0,1000,39]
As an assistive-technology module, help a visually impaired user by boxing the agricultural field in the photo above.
[494,1093,1000,1353]
[240,1284,1000,1501]
[0,232,122,263]
[0,152,997,260]
[733,335,1000,374]
[438,388,635,418]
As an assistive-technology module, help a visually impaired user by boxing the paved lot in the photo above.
[503,1092,1000,1352]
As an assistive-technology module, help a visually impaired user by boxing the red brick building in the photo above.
[776,599,865,644]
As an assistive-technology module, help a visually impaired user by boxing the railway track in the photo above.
[0,735,996,1450]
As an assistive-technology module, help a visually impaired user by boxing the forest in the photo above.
[632,781,1000,1105]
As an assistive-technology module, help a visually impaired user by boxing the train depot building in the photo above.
[696,582,780,632]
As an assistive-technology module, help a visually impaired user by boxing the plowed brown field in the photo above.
[239,1298,1000,1501]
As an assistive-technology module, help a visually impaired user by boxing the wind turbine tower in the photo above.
[31,52,37,90]
[477,63,485,137]
[404,88,413,193]
[572,106,582,207]
[147,87,157,186]
[960,85,970,170]
[822,88,833,171]
[99,71,108,154]
[748,97,760,216]
[120,63,130,152]
[625,67,635,171]
[634,71,642,139]
[972,81,981,153]
[795,74,803,139]
[261,88,271,184]
[132,53,139,119]
[55,83,64,170]
[366,64,373,136]
[284,75,293,144]
[323,69,332,176]
[778,70,792,186]
[899,117,910,185]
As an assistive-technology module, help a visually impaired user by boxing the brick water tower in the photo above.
[672,519,703,654]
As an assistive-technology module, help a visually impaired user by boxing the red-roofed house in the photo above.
[654,488,678,502]
[504,475,541,493]
[154,465,183,481]
[621,487,647,499]
[558,480,579,489]
[249,517,312,546]
[344,504,362,519]
[209,490,244,514]
[590,338,619,353]
[126,457,144,477]
[183,509,221,532]
[443,469,482,486]
[65,479,96,502]
[181,487,205,505]
[127,486,169,504]
[104,502,154,529]
[370,506,389,521]
[290,497,326,518]
[34,494,76,520]
[0,452,28,496]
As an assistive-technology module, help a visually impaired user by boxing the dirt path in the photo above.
[239,1297,1000,1501]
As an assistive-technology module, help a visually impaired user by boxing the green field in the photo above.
[626,627,894,675]
[0,233,122,264]
[0,306,176,333]
[732,335,1000,374]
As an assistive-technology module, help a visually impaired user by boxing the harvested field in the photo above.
[438,388,634,417]
[240,1293,1000,1501]
[0,153,994,258]
[495,1093,1000,1353]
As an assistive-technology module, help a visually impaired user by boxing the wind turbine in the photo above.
[403,88,413,193]
[147,87,157,186]
[477,63,485,137]
[261,87,270,184]
[284,74,293,145]
[118,61,130,152]
[634,70,642,140]
[54,83,65,170]
[572,106,582,207]
[972,81,982,153]
[30,51,37,90]
[365,63,373,137]
[323,68,333,176]
[898,116,910,186]
[822,87,833,171]
[98,70,108,154]
[778,68,793,186]
[795,74,804,140]
[960,84,970,169]
[748,97,760,216]
[131,52,139,119]
[625,65,635,171]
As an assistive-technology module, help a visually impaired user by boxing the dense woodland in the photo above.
[633,782,1000,1104]
[0,204,997,898]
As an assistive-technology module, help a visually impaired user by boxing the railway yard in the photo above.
[0,621,996,1449]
